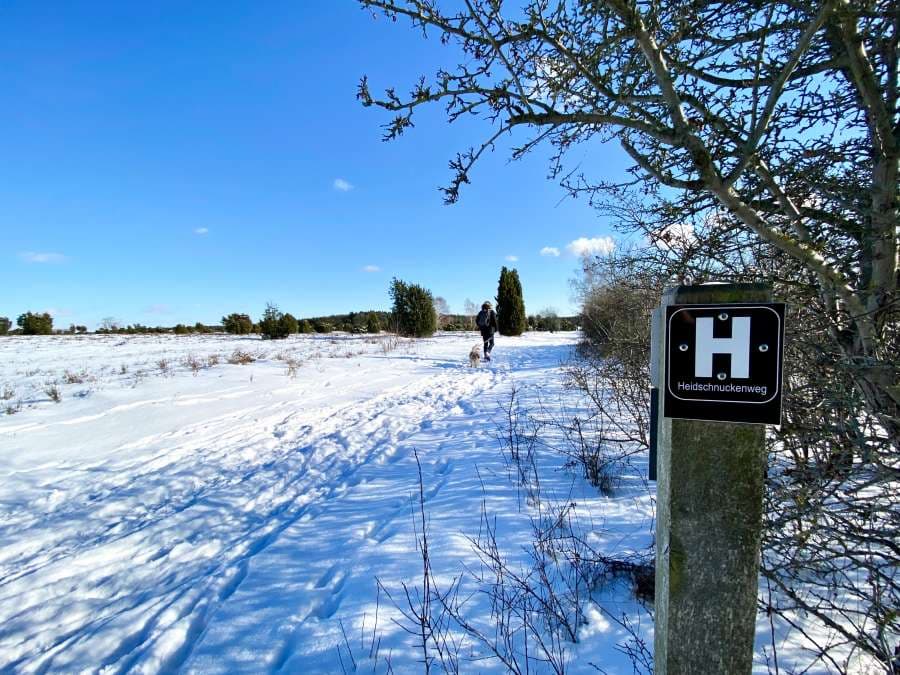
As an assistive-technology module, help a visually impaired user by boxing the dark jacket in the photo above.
[477,309,498,335]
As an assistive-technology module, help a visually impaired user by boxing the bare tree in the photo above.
[99,317,120,332]
[463,298,478,331]
[433,296,451,329]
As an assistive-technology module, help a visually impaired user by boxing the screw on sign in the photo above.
[664,303,785,424]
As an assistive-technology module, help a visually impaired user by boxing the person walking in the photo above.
[476,301,498,361]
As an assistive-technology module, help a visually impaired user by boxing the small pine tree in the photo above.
[259,303,291,339]
[366,313,381,333]
[496,267,527,336]
[280,313,298,336]
[0,317,10,335]
[298,319,314,334]
[17,312,53,335]
[389,278,437,338]
[222,313,253,335]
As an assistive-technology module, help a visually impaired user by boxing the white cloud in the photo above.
[566,236,616,257]
[539,246,560,257]
[194,227,209,235]
[333,178,353,192]
[362,264,381,273]
[19,251,66,264]
[505,255,518,262]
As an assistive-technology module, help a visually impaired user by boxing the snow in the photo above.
[0,331,859,673]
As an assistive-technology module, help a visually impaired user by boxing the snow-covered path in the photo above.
[1,332,631,673]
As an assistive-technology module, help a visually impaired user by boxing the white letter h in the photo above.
[694,317,751,379]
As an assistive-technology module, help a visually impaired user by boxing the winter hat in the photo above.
[482,301,492,309]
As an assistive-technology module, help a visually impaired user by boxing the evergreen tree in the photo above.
[389,278,437,338]
[258,303,292,340]
[298,319,314,334]
[280,313,298,336]
[496,267,526,336]
[17,312,53,335]
[222,313,253,335]
[366,313,381,333]
[0,317,10,335]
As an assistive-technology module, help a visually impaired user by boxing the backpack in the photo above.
[476,310,489,329]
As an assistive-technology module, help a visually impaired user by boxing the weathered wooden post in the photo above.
[651,283,785,674]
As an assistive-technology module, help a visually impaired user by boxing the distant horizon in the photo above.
[4,291,583,333]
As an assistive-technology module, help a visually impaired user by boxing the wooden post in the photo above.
[653,284,773,675]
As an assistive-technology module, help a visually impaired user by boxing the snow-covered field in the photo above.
[0,331,862,673]
[0,331,657,673]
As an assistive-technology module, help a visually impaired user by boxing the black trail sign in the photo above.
[664,303,785,424]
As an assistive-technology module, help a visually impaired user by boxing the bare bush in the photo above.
[285,358,301,379]
[378,334,401,355]
[45,384,61,403]
[496,386,544,509]
[206,354,220,367]
[1,384,14,401]
[63,370,88,384]
[377,451,461,674]
[5,400,21,415]
[156,358,169,374]
[181,354,202,376]
[227,349,255,365]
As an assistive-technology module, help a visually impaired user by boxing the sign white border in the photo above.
[666,305,782,405]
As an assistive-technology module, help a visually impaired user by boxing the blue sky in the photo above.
[1,2,632,328]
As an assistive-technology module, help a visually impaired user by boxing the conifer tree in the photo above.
[496,267,526,336]
[389,278,436,338]
[17,312,53,335]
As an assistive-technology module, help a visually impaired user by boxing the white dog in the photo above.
[468,344,482,367]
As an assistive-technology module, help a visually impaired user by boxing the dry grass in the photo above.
[63,370,88,384]
[45,384,62,403]
[285,357,301,379]
[227,349,255,365]
[1,384,14,401]
[182,354,202,376]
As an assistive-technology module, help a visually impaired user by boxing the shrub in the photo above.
[314,321,333,334]
[0,317,11,335]
[17,312,53,335]
[281,313,299,336]
[182,354,202,375]
[258,303,293,340]
[45,384,61,403]
[63,370,87,384]
[173,324,190,335]
[389,278,437,338]
[496,267,527,336]
[366,313,381,333]
[228,349,255,365]
[222,313,253,335]
[298,319,314,334]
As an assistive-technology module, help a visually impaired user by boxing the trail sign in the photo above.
[664,303,785,424]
